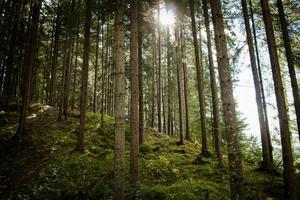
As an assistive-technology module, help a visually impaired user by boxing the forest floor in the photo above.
[0,106,299,200]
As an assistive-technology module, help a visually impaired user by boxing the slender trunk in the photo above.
[260,0,297,199]
[189,0,207,153]
[277,0,300,142]
[167,28,172,135]
[249,0,272,161]
[129,0,139,188]
[151,33,156,128]
[138,4,144,145]
[49,6,61,107]
[93,15,100,113]
[76,0,92,152]
[157,8,162,133]
[175,21,186,145]
[114,0,125,198]
[182,34,190,141]
[202,0,223,166]
[16,1,41,149]
[210,0,244,198]
[241,0,272,170]
[71,24,79,111]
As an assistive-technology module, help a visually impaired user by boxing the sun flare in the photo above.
[159,7,175,26]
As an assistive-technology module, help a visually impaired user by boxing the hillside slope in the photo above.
[0,108,292,199]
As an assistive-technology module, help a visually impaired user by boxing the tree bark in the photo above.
[241,0,272,170]
[16,1,41,149]
[114,0,125,199]
[189,0,208,153]
[129,0,139,189]
[260,0,297,199]
[277,0,300,143]
[157,7,162,133]
[249,0,273,161]
[93,13,100,113]
[210,0,244,198]
[138,3,144,145]
[76,0,92,152]
[49,6,61,107]
[202,0,223,166]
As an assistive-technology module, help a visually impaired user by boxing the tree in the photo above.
[157,7,162,133]
[260,0,297,199]
[210,0,244,198]
[129,0,139,189]
[76,0,92,152]
[277,0,300,143]
[189,0,208,155]
[202,0,223,166]
[248,0,273,162]
[240,0,272,170]
[49,6,61,107]
[138,2,144,145]
[93,9,101,113]
[114,0,126,198]
[16,0,42,149]
[175,18,186,145]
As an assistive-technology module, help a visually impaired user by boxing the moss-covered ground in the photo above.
[0,108,298,200]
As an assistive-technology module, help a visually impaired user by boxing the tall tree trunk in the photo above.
[76,0,92,152]
[249,0,272,161]
[150,33,156,128]
[71,23,79,111]
[16,1,41,149]
[63,0,76,119]
[101,18,105,127]
[175,21,186,145]
[138,3,144,145]
[93,14,100,113]
[202,0,223,167]
[114,0,125,198]
[277,0,300,142]
[167,28,172,135]
[210,0,244,198]
[260,0,297,199]
[129,0,139,189]
[241,0,272,170]
[182,34,190,141]
[49,6,61,107]
[189,0,208,154]
[157,8,162,133]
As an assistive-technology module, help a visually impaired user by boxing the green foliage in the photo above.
[1,112,295,200]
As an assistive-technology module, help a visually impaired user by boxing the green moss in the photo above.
[1,112,287,200]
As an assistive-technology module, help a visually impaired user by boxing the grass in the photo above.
[0,110,297,200]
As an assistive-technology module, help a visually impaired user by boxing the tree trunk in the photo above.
[63,0,76,119]
[189,0,208,153]
[277,0,300,143]
[16,1,41,149]
[138,3,144,145]
[93,14,100,113]
[129,0,139,189]
[49,6,61,107]
[260,0,297,199]
[210,0,244,198]
[202,0,223,167]
[182,35,191,141]
[114,0,125,198]
[241,0,272,170]
[76,0,92,152]
[71,23,79,111]
[249,0,272,161]
[157,8,162,133]
[167,28,172,135]
[175,21,186,145]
